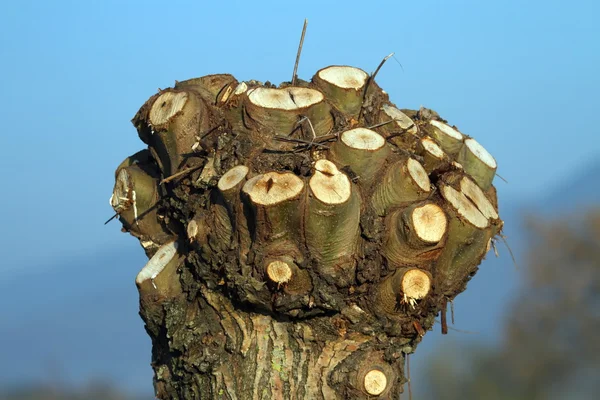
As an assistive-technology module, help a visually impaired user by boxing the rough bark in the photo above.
[110,63,503,399]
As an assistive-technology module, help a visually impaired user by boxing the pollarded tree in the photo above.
[109,59,502,399]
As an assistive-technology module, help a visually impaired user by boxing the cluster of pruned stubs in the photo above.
[111,65,502,344]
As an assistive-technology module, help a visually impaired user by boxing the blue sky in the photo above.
[1,0,599,276]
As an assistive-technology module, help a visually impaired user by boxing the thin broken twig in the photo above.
[359,52,394,120]
[104,213,119,225]
[160,165,204,185]
[495,172,508,183]
[274,135,329,149]
[367,119,397,130]
[434,319,479,335]
[407,353,412,400]
[291,19,308,85]
[392,53,404,72]
[371,52,395,82]
[499,234,519,270]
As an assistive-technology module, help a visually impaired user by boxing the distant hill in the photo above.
[0,246,154,396]
[527,158,600,213]
[0,382,147,400]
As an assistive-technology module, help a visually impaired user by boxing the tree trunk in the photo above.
[110,65,503,399]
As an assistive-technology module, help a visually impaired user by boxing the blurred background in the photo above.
[1,0,598,399]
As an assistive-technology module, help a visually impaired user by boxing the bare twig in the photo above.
[385,123,416,141]
[104,213,119,225]
[274,135,329,149]
[407,353,412,400]
[412,320,425,337]
[392,53,404,72]
[298,116,317,139]
[441,299,448,334]
[292,19,308,85]
[367,119,397,130]
[358,52,394,121]
[312,133,338,143]
[434,319,479,335]
[160,165,203,185]
[450,300,455,325]
[499,233,519,269]
[496,172,508,183]
[371,52,394,84]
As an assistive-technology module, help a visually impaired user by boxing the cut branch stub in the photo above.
[135,241,183,298]
[460,176,499,220]
[145,90,211,177]
[328,128,389,184]
[111,166,157,217]
[434,179,492,295]
[384,202,447,267]
[221,82,249,133]
[175,73,238,105]
[265,257,311,295]
[242,172,305,247]
[312,65,368,116]
[457,138,497,190]
[114,149,155,177]
[266,260,292,284]
[377,104,418,148]
[245,87,333,139]
[224,81,249,103]
[210,165,252,252]
[149,91,189,127]
[218,165,249,199]
[375,267,432,315]
[372,158,431,216]
[136,241,186,341]
[440,176,490,230]
[110,164,170,248]
[363,369,387,396]
[426,120,464,156]
[217,165,251,258]
[346,352,398,398]
[306,159,360,285]
[418,136,448,173]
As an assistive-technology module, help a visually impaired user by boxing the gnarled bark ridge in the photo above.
[110,64,503,399]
